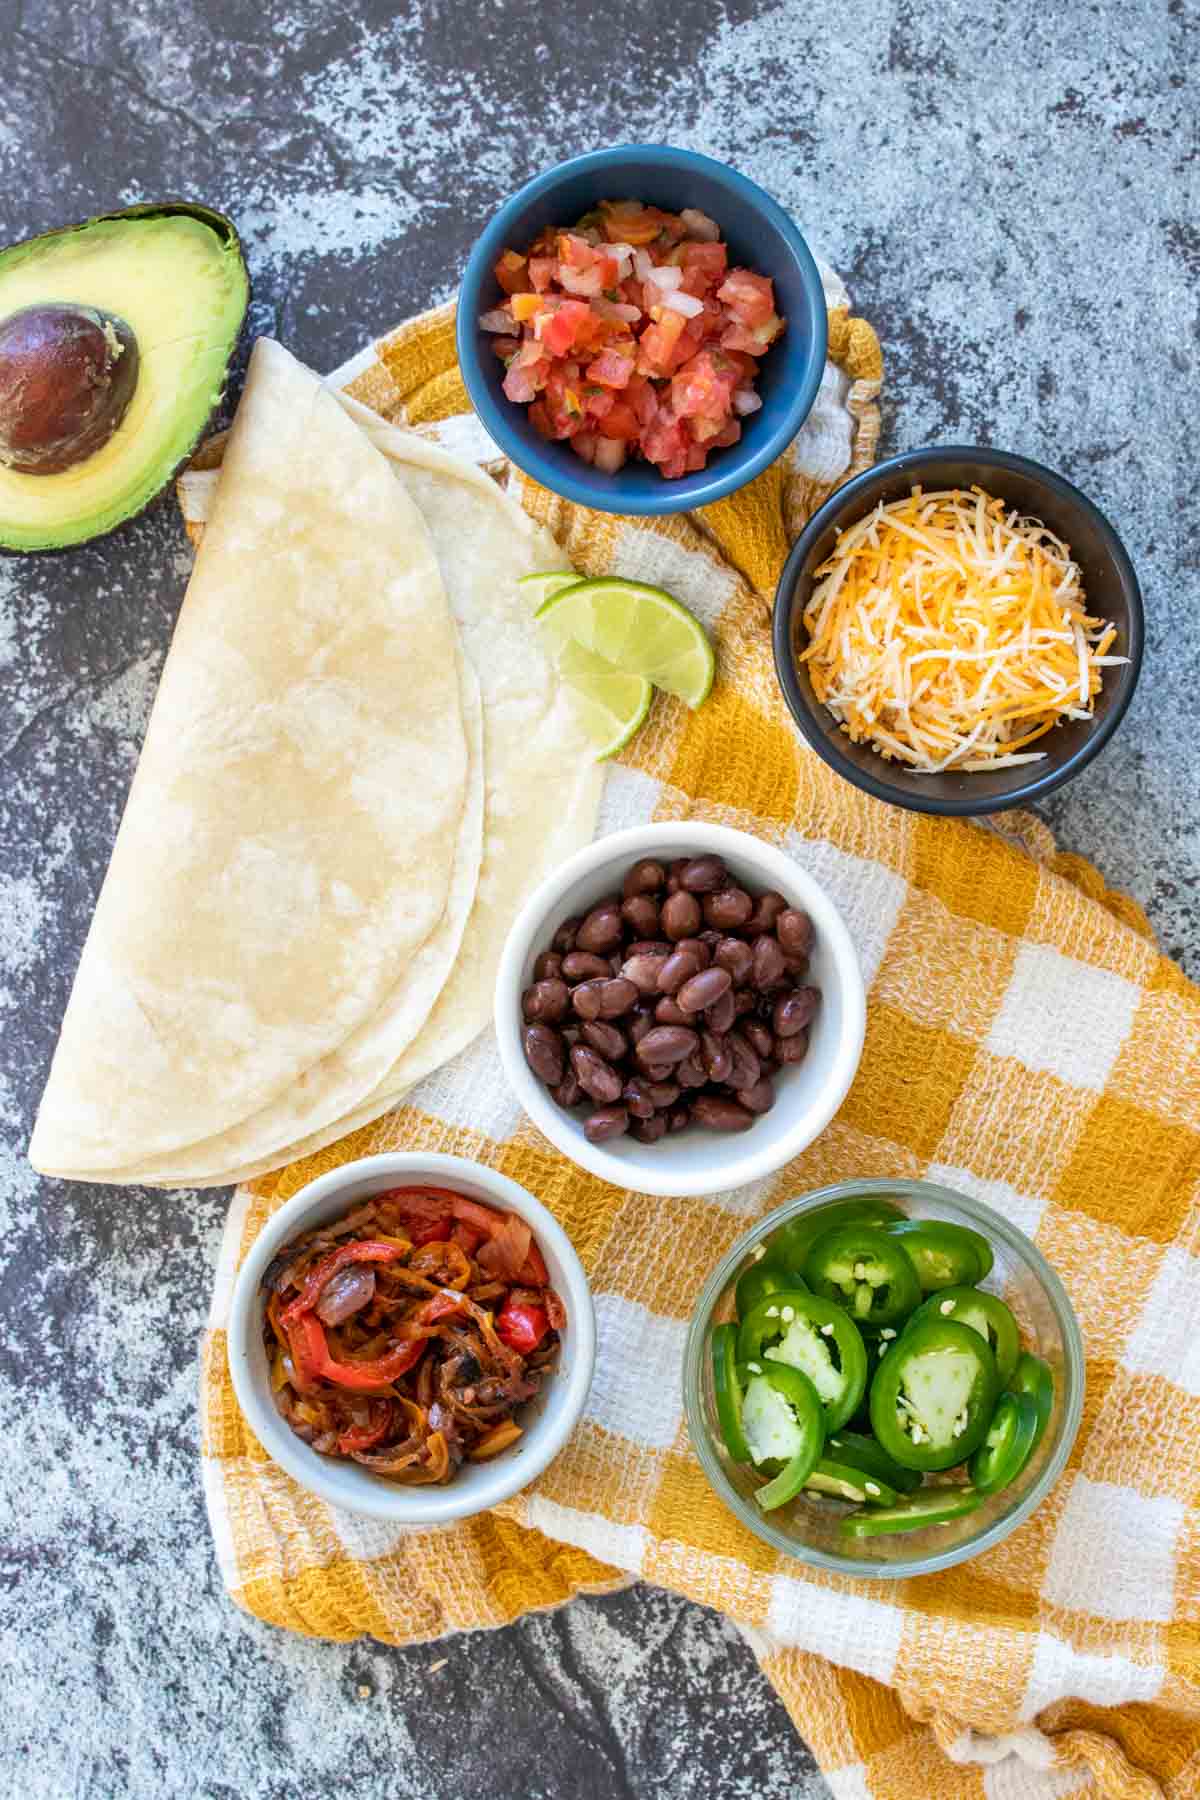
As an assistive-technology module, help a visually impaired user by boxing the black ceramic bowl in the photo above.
[771,446,1144,816]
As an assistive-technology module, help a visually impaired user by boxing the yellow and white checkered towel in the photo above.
[199,293,1200,1800]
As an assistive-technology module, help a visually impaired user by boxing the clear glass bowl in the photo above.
[683,1177,1084,1577]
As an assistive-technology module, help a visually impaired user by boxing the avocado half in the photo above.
[0,201,249,552]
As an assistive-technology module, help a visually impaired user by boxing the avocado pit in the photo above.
[0,301,139,474]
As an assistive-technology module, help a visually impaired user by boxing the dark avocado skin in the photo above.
[0,199,250,556]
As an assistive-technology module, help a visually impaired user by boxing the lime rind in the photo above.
[518,570,583,608]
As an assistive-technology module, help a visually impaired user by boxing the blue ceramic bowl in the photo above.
[456,145,828,516]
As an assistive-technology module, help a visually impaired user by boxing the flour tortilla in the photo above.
[29,340,472,1177]
[118,408,604,1189]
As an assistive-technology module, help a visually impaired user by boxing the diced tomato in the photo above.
[529,256,556,292]
[720,315,784,354]
[539,299,595,357]
[712,418,742,448]
[716,268,775,326]
[681,241,728,287]
[510,292,543,323]
[558,232,595,270]
[503,359,546,404]
[583,386,615,420]
[637,309,689,375]
[598,399,640,440]
[587,347,635,388]
[528,398,553,438]
[670,349,739,423]
[494,250,533,296]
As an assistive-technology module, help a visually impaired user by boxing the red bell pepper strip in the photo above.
[290,1312,427,1390]
[495,1295,549,1356]
[279,1239,406,1328]
[517,1241,550,1287]
[336,1402,393,1456]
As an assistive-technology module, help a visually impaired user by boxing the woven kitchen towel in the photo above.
[198,286,1200,1800]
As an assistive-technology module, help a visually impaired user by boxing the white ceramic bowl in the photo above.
[494,824,866,1198]
[227,1151,595,1522]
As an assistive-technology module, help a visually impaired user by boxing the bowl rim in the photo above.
[682,1175,1086,1577]
[771,443,1145,816]
[493,822,866,1198]
[227,1150,596,1522]
[456,143,829,516]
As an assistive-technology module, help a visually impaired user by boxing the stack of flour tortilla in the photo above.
[28,338,602,1188]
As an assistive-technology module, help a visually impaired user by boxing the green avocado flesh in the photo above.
[0,206,249,550]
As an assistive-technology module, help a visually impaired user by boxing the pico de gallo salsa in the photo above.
[262,1186,565,1483]
[480,199,786,479]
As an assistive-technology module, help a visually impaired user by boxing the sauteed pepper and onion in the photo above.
[262,1187,565,1483]
[712,1198,1055,1536]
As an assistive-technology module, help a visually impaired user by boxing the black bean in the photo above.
[661,890,703,940]
[523,978,570,1023]
[774,987,819,1036]
[714,937,754,984]
[680,854,728,893]
[551,1072,584,1108]
[630,1112,668,1144]
[621,894,660,939]
[571,979,607,1021]
[637,1060,676,1082]
[570,1044,623,1103]
[725,1031,761,1091]
[703,886,754,930]
[744,890,787,936]
[629,1010,656,1046]
[561,950,611,979]
[657,947,703,995]
[523,1022,565,1086]
[647,1081,682,1109]
[691,1095,756,1132]
[667,1104,691,1133]
[622,1078,658,1120]
[741,1018,774,1060]
[733,988,757,1017]
[672,936,711,968]
[626,938,673,959]
[676,1052,708,1088]
[775,1028,810,1066]
[637,1024,701,1065]
[598,977,639,1018]
[622,951,670,994]
[552,915,582,954]
[777,908,814,956]
[585,1104,630,1144]
[533,950,565,982]
[705,988,737,1034]
[654,996,690,1027]
[576,903,624,954]
[736,1078,776,1115]
[702,1030,733,1083]
[622,858,666,898]
[676,966,732,1015]
[752,934,788,990]
[582,1019,626,1060]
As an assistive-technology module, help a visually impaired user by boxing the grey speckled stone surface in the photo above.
[1,1,1196,1794]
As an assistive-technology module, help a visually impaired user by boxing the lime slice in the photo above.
[518,570,584,608]
[556,639,652,760]
[536,576,715,709]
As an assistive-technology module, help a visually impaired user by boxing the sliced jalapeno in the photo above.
[735,1253,803,1322]
[824,1429,922,1495]
[869,1316,998,1470]
[737,1289,868,1433]
[804,1224,922,1329]
[884,1220,988,1292]
[804,1456,899,1507]
[906,1286,1020,1386]
[748,1364,824,1511]
[771,1197,904,1275]
[839,1485,981,1538]
[1011,1351,1054,1448]
[969,1390,1040,1495]
[711,1322,751,1462]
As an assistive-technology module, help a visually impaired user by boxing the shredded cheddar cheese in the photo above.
[800,487,1127,772]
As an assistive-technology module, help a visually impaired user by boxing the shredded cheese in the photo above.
[800,487,1128,772]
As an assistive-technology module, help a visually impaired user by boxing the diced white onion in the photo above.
[733,387,763,414]
[634,248,655,280]
[478,309,513,333]
[680,207,720,241]
[662,289,704,317]
[646,264,682,291]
